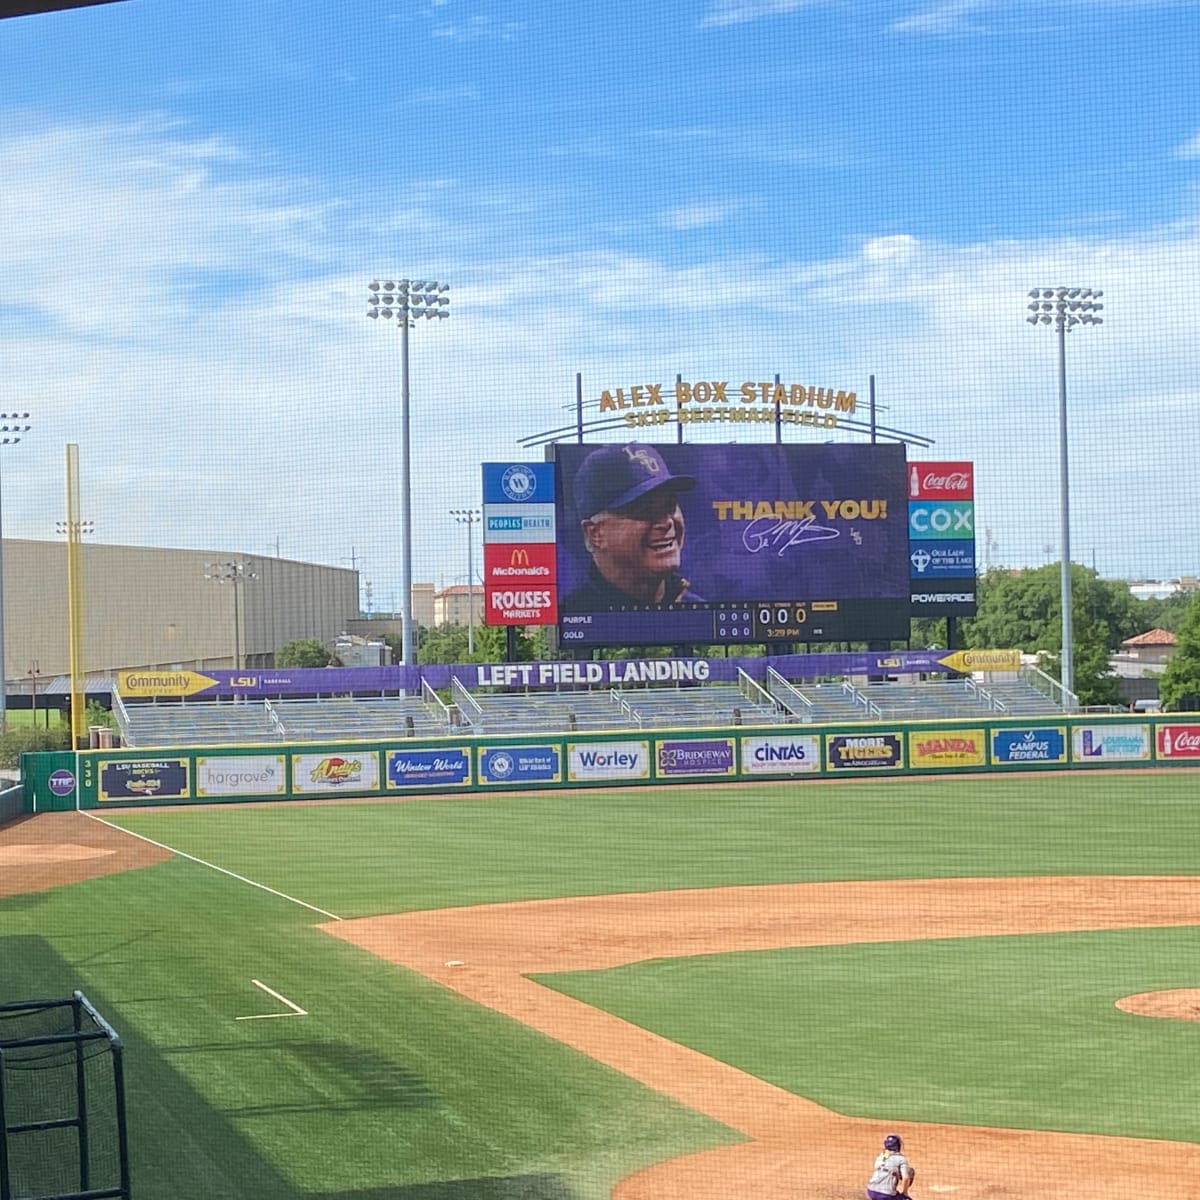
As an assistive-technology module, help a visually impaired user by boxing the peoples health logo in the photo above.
[501,465,537,502]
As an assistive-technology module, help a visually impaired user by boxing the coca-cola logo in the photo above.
[923,471,969,491]
[1171,731,1200,752]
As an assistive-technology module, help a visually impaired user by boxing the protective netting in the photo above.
[0,995,128,1200]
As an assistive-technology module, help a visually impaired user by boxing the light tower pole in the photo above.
[0,414,32,730]
[450,508,481,655]
[1026,287,1104,702]
[367,279,450,669]
[204,558,259,672]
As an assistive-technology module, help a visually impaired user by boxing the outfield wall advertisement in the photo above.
[35,714,1195,813]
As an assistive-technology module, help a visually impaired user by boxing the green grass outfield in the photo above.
[2,772,1199,1198]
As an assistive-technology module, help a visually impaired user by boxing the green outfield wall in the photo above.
[18,715,1200,812]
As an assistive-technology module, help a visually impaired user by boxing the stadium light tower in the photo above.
[449,508,481,655]
[1026,287,1104,703]
[0,413,32,730]
[203,558,259,672]
[367,279,450,670]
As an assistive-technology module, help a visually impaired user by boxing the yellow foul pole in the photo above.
[66,444,86,747]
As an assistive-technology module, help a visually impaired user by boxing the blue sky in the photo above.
[2,0,1199,609]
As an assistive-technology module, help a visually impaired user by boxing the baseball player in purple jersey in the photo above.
[866,1132,915,1198]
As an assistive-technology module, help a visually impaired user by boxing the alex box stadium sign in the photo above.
[487,587,557,625]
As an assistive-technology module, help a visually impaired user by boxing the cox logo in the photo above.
[909,502,973,537]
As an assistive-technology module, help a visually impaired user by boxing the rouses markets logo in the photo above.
[501,465,537,502]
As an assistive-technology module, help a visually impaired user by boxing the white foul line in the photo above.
[81,811,343,920]
[236,979,308,1021]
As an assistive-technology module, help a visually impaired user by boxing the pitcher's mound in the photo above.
[1116,989,1200,1021]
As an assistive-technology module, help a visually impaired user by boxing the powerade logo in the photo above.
[991,727,1066,764]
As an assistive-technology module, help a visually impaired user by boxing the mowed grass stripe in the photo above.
[0,847,736,1199]
[104,772,1200,917]
[533,926,1200,1143]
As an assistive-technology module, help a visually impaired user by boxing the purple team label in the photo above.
[48,768,77,797]
[656,739,736,777]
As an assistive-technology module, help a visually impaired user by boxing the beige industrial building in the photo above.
[5,539,361,687]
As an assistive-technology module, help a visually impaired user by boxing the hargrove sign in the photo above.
[598,378,857,430]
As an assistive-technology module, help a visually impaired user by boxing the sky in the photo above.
[2,0,1199,611]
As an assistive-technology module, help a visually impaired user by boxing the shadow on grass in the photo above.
[166,1037,438,1115]
[313,1178,576,1199]
[0,935,303,1198]
[2,937,581,1200]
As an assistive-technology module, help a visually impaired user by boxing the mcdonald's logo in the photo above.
[484,541,557,584]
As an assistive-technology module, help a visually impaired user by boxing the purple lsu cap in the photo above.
[573,443,695,520]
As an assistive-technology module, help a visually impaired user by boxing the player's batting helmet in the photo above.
[884,1134,903,1151]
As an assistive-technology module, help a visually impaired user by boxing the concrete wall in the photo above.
[4,540,359,679]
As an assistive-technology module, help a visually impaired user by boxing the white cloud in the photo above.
[1175,130,1200,159]
[699,0,820,29]
[658,201,742,230]
[431,14,524,40]
[890,0,995,35]
[4,117,1200,594]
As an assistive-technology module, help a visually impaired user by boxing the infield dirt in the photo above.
[6,812,1200,1199]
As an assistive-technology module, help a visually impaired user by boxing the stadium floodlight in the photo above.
[203,558,259,674]
[367,277,451,671]
[0,413,31,729]
[55,520,95,536]
[449,509,482,656]
[1025,286,1105,704]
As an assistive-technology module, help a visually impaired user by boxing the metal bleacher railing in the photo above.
[112,670,1071,749]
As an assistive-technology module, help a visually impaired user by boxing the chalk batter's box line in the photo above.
[236,979,308,1021]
